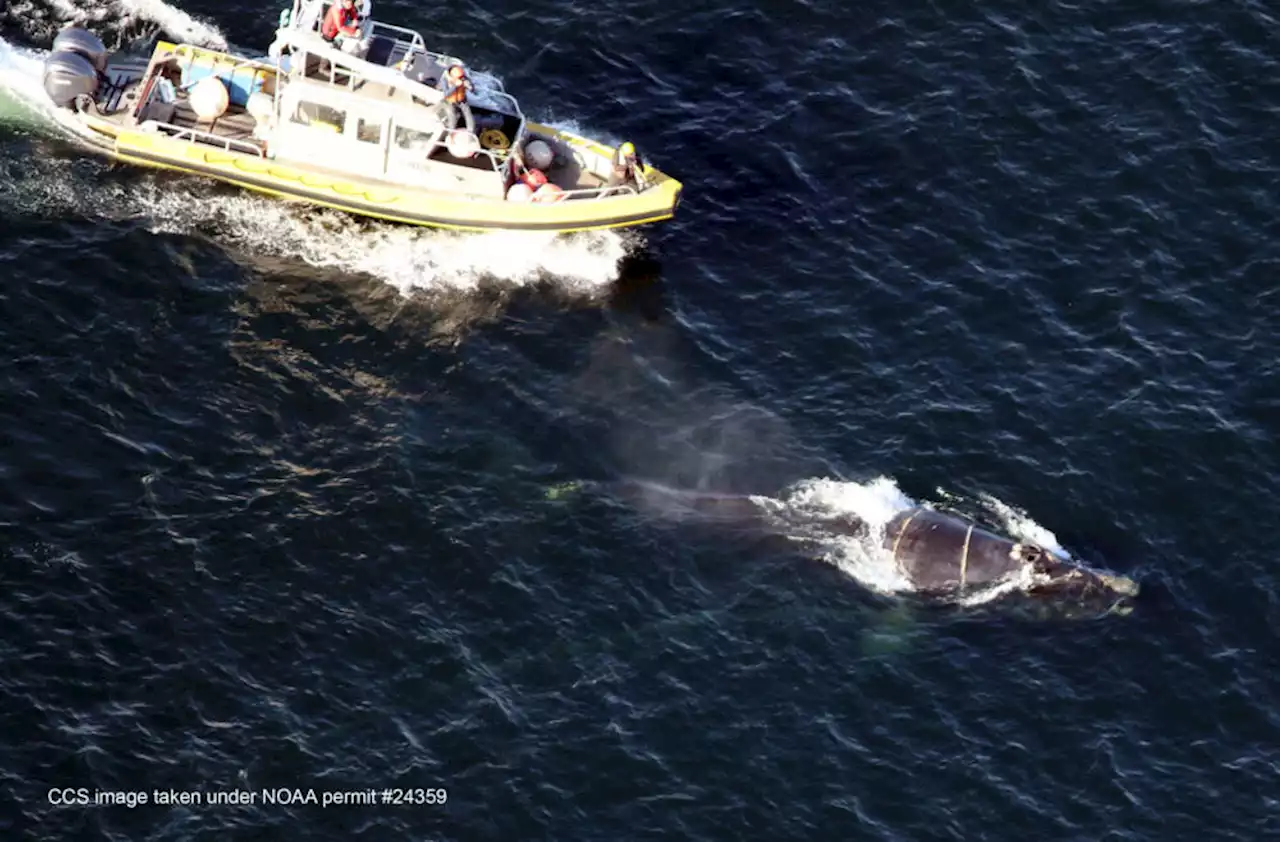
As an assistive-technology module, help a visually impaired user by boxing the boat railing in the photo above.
[556,184,640,201]
[291,43,524,128]
[150,121,267,157]
[366,20,426,54]
[422,137,510,177]
[361,22,512,104]
[364,20,442,67]
[284,5,507,97]
[170,43,278,74]
[475,88,521,117]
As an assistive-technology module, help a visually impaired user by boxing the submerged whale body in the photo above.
[610,480,1140,618]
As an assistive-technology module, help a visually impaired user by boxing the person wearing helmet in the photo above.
[607,141,647,190]
[436,64,476,134]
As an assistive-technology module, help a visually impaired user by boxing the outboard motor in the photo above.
[43,51,99,109]
[43,28,107,109]
[52,27,108,72]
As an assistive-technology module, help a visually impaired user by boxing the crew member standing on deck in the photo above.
[436,64,477,134]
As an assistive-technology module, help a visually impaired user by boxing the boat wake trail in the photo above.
[0,35,50,120]
[0,0,226,50]
[0,32,633,295]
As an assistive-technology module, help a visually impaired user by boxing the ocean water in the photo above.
[2,0,1279,838]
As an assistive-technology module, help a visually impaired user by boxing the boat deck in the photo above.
[168,100,257,142]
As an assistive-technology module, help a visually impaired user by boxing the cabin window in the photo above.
[357,118,383,144]
[394,125,436,151]
[292,101,346,134]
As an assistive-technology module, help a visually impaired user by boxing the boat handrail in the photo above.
[554,184,640,201]
[280,2,463,77]
[413,139,510,178]
[477,88,522,118]
[302,52,521,119]
[278,33,448,107]
[150,121,267,157]
[474,146,507,172]
[364,20,434,63]
[169,42,278,74]
[277,0,506,96]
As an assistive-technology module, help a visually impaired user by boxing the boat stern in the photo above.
[522,121,683,227]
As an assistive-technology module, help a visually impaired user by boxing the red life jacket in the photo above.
[322,4,359,40]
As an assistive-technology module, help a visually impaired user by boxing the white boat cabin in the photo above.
[268,47,524,198]
[267,10,527,197]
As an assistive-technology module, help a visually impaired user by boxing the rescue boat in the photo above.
[36,6,682,233]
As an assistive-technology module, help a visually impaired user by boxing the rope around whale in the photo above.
[889,511,918,566]
[959,523,973,592]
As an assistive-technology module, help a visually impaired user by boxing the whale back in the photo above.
[884,508,1028,592]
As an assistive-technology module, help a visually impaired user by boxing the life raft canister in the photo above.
[506,183,534,202]
[446,129,479,158]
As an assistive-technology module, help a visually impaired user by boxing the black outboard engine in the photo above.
[43,28,107,109]
[53,28,108,72]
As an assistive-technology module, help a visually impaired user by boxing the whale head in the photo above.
[1019,546,1140,619]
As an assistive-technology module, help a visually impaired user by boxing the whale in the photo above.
[599,479,1140,618]
[874,506,1138,608]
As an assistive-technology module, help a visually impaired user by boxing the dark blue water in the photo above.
[3,0,1279,838]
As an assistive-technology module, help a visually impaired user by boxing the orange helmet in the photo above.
[448,65,465,80]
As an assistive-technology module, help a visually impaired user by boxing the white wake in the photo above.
[3,0,227,49]
[115,0,227,47]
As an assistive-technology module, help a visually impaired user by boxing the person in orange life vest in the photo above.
[436,64,476,134]
[607,141,647,190]
[321,0,367,55]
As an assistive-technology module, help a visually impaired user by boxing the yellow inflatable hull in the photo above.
[74,116,681,234]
